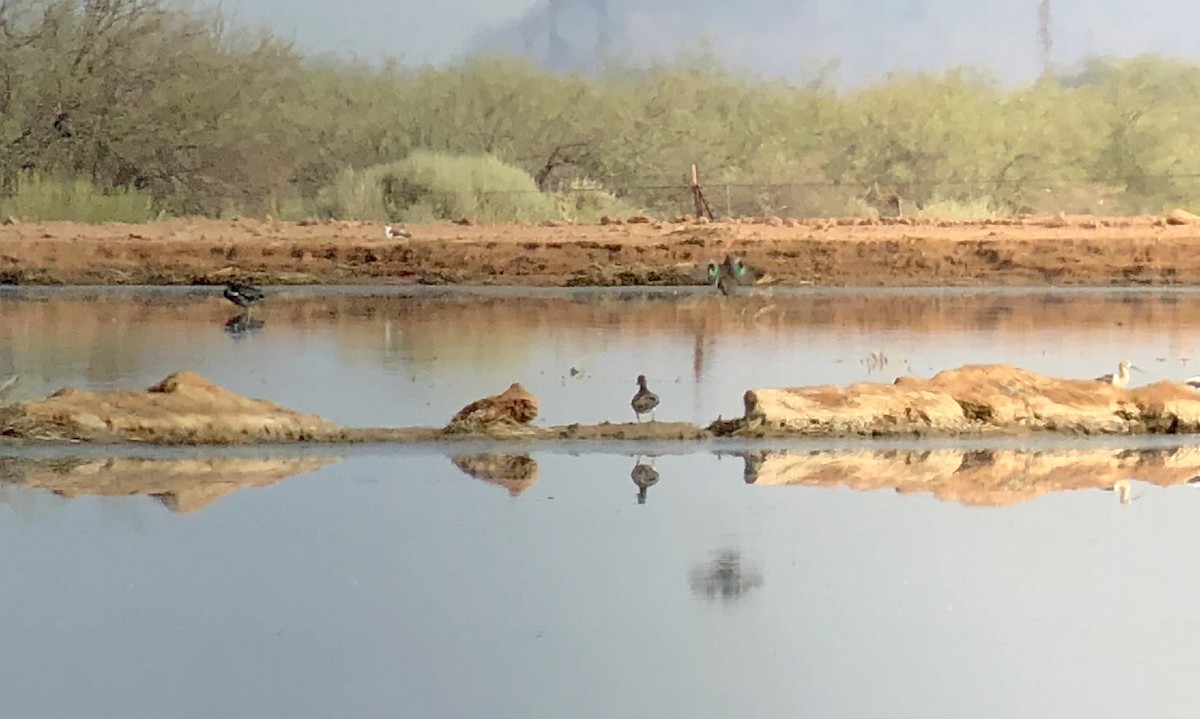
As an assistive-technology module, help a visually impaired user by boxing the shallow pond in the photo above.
[2,442,1200,718]
[2,285,1200,428]
[4,287,1200,718]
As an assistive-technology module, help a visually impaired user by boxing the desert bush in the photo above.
[913,196,1005,220]
[553,178,641,221]
[0,174,154,223]
[318,151,558,222]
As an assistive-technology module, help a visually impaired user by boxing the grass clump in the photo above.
[318,151,558,222]
[1,174,155,223]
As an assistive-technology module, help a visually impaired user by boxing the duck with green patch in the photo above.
[715,254,764,296]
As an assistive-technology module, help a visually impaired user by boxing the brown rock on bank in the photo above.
[449,382,539,427]
[738,364,1200,436]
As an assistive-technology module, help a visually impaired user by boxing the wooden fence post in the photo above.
[689,164,714,220]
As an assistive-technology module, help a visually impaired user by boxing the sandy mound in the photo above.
[0,371,343,444]
[0,455,337,512]
[447,382,538,429]
[742,445,1200,507]
[734,364,1200,437]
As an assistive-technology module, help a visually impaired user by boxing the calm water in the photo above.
[4,287,1200,718]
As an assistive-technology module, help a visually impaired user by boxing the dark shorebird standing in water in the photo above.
[223,281,265,310]
[631,374,659,422]
[221,281,265,336]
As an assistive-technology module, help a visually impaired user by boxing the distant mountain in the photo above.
[463,0,1200,84]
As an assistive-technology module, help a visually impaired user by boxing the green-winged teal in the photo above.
[715,254,763,296]
[631,374,659,422]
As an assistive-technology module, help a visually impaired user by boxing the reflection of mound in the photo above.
[451,454,539,496]
[742,446,1200,506]
[0,456,338,512]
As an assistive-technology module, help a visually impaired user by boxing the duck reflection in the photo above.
[688,548,764,603]
[631,456,659,504]
[224,311,265,336]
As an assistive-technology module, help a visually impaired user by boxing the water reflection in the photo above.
[223,311,265,336]
[0,456,338,513]
[740,445,1200,506]
[450,454,540,496]
[630,456,660,504]
[687,549,764,603]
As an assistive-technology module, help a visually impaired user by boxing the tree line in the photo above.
[2,0,1199,221]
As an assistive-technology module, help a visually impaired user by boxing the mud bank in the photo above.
[6,214,1200,287]
[733,364,1200,437]
[741,445,1200,507]
[5,366,1200,445]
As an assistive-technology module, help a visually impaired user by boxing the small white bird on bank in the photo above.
[1095,359,1138,388]
[1184,376,1200,390]
[384,224,411,240]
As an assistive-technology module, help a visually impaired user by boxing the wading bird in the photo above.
[384,224,411,240]
[222,281,265,310]
[1095,359,1136,388]
[631,374,659,422]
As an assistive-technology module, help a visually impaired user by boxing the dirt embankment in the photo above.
[5,214,1200,287]
[5,365,1200,445]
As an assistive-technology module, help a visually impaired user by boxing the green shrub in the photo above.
[553,178,641,221]
[318,151,558,222]
[0,174,155,223]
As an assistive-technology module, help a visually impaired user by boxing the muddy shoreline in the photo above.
[4,214,1200,287]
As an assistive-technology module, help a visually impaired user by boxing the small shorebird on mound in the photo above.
[222,281,265,309]
[1095,359,1138,388]
[1184,376,1200,390]
[631,374,659,422]
[384,224,411,240]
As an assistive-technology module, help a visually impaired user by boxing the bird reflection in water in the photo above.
[688,549,764,603]
[224,311,264,336]
[631,455,659,504]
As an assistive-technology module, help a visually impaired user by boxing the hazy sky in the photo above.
[214,0,1200,84]
[219,0,538,63]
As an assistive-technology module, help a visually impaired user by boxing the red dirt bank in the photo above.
[3,214,1200,286]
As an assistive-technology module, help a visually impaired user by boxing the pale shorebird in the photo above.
[384,224,411,240]
[1095,359,1137,388]
[631,374,659,422]
[222,281,264,309]
[1184,376,1200,390]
